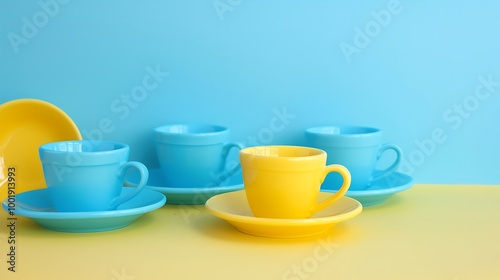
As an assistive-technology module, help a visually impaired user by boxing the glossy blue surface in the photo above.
[1,1,499,184]
[1,188,166,232]
[125,168,244,204]
[306,126,402,190]
[155,124,243,188]
[39,140,149,211]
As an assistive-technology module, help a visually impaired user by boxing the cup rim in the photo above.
[306,125,380,135]
[155,123,229,145]
[239,146,327,171]
[305,125,383,147]
[240,145,325,159]
[39,140,128,153]
[39,140,129,166]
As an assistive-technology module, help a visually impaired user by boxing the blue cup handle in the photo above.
[213,142,245,186]
[109,161,149,210]
[372,143,402,182]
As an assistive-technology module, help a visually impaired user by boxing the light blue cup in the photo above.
[39,140,149,212]
[155,124,244,188]
[305,126,402,191]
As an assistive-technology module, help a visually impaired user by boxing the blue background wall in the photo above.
[1,0,499,184]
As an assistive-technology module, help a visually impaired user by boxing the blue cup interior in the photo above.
[39,140,129,166]
[41,141,126,153]
[156,124,226,134]
[307,126,379,135]
[305,126,383,147]
[155,124,229,145]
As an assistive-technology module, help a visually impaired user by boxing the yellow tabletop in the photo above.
[1,185,500,280]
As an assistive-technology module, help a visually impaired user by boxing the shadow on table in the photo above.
[188,209,363,246]
[361,193,409,212]
[9,210,158,238]
[188,192,411,244]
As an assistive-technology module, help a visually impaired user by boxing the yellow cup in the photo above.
[240,146,351,219]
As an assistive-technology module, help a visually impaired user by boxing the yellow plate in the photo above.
[0,99,82,201]
[205,190,362,238]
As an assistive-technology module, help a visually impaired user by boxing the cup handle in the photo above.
[311,164,351,215]
[372,143,402,182]
[214,142,245,185]
[109,161,149,210]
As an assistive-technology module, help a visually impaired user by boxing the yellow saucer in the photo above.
[0,99,82,201]
[205,190,362,238]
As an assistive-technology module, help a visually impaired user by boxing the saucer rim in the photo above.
[125,168,244,204]
[2,187,166,219]
[125,167,244,193]
[147,183,244,194]
[205,190,363,226]
[324,172,414,197]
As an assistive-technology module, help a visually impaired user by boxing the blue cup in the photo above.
[155,124,244,188]
[305,126,402,191]
[39,140,149,212]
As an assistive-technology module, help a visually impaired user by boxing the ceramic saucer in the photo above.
[322,172,414,206]
[1,188,166,232]
[205,190,362,238]
[0,99,82,201]
[124,168,244,205]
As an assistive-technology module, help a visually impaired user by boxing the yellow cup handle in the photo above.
[311,164,351,215]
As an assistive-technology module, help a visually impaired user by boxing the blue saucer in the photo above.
[125,168,244,205]
[1,188,166,232]
[322,172,414,206]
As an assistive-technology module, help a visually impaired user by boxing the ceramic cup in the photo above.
[39,140,149,212]
[305,126,402,191]
[155,124,244,188]
[239,145,351,219]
